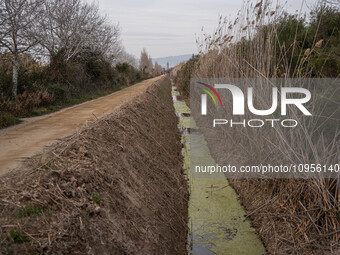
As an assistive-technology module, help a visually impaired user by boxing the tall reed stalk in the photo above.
[180,0,340,253]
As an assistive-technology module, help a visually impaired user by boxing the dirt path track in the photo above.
[0,76,164,176]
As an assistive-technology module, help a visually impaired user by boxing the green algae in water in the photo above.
[174,101,191,114]
[172,90,180,96]
[188,133,266,254]
[179,117,191,129]
[172,85,266,255]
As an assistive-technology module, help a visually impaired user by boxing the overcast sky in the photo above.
[94,0,318,58]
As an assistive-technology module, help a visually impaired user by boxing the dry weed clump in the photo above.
[0,77,188,254]
[0,88,54,116]
[175,0,339,254]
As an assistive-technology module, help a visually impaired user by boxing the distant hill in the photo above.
[152,54,193,68]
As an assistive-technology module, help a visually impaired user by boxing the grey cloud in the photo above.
[89,0,317,58]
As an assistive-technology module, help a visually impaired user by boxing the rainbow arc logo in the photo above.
[197,82,222,106]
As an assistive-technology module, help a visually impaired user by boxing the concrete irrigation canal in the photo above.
[171,81,266,255]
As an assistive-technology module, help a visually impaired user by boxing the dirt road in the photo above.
[0,76,164,176]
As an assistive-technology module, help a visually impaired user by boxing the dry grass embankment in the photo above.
[0,77,188,254]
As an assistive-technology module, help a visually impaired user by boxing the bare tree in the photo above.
[153,62,163,76]
[139,48,153,74]
[115,49,137,68]
[0,0,42,98]
[323,0,340,6]
[36,0,121,63]
[148,56,153,74]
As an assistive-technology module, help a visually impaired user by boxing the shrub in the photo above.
[0,68,12,97]
[0,89,54,116]
[135,71,141,80]
[0,111,21,128]
[46,83,70,103]
[116,62,130,73]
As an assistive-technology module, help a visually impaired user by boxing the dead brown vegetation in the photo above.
[174,0,339,253]
[0,77,188,254]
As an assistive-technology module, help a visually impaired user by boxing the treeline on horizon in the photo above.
[0,0,164,128]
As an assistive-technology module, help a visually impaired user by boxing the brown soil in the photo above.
[0,77,188,254]
[0,76,164,177]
